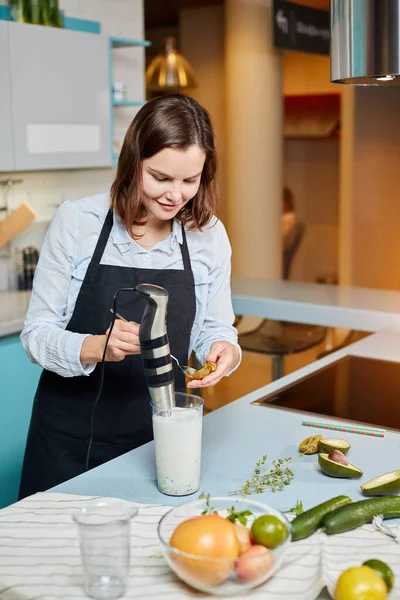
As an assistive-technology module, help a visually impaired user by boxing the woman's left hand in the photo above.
[187,341,241,389]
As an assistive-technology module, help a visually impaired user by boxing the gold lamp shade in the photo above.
[146,37,196,91]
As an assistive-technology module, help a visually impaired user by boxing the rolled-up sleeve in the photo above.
[192,222,242,373]
[20,201,95,377]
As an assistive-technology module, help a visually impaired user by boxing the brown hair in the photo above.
[110,94,218,233]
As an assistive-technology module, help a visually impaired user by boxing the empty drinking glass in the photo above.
[73,499,137,600]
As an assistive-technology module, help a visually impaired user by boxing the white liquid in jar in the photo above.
[152,407,202,496]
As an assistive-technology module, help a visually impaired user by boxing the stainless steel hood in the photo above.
[331,0,400,85]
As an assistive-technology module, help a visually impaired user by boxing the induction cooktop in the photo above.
[252,356,400,431]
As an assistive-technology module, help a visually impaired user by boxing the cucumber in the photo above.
[323,496,400,534]
[291,495,352,541]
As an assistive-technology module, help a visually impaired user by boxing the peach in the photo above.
[235,544,274,584]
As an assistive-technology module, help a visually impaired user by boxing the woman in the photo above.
[19,94,241,499]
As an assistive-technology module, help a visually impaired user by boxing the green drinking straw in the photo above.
[301,419,386,438]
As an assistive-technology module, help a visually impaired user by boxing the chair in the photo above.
[237,220,327,381]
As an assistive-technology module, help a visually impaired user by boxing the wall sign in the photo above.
[273,0,330,56]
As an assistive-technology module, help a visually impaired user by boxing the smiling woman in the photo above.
[19,94,241,499]
[134,145,206,248]
[111,94,218,242]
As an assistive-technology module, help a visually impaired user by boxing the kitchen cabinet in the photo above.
[0,334,41,508]
[2,21,111,171]
[0,21,14,171]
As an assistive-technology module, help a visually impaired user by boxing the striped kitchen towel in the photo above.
[0,493,398,600]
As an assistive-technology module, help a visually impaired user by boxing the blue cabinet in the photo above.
[0,335,41,507]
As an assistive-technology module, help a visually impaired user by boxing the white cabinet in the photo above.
[1,21,111,171]
[0,21,14,171]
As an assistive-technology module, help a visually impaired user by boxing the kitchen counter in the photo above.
[49,331,400,599]
[0,331,395,600]
[0,290,30,337]
[52,331,400,507]
[3,280,400,339]
[232,277,400,332]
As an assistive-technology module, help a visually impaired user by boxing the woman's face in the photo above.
[141,145,205,223]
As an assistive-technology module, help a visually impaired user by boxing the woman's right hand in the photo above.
[104,319,141,361]
[80,319,141,364]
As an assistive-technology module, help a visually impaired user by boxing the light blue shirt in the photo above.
[21,193,240,378]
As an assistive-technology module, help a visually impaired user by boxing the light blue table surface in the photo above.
[52,394,399,511]
[50,333,400,600]
[53,331,400,510]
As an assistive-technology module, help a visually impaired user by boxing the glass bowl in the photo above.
[157,496,291,596]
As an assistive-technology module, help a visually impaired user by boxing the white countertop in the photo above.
[0,291,30,338]
[232,277,400,332]
[2,279,400,339]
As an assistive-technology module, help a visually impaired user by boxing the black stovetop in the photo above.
[253,356,400,430]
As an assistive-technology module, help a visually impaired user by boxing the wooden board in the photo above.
[0,202,37,248]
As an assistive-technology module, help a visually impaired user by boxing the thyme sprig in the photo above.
[288,500,304,516]
[229,455,294,496]
[199,491,217,514]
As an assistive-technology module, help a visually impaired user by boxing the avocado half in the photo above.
[318,453,363,479]
[361,470,400,496]
[319,438,351,455]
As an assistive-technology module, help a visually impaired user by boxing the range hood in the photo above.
[331,0,400,85]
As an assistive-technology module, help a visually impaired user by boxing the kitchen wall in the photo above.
[284,138,339,282]
[283,50,338,97]
[179,5,226,222]
[179,3,339,282]
[0,0,145,250]
[340,86,400,290]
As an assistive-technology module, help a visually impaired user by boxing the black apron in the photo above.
[19,209,196,499]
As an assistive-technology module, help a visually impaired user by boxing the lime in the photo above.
[363,559,394,591]
[335,566,387,600]
[250,515,287,549]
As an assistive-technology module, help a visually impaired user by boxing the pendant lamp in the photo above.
[146,37,196,91]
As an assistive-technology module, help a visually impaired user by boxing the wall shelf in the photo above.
[109,36,150,166]
[110,36,151,49]
[112,100,146,107]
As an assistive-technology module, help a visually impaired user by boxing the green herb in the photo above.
[229,455,294,496]
[199,491,217,515]
[226,507,253,526]
[288,500,304,516]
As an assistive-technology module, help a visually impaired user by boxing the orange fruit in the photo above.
[169,514,240,586]
[236,545,274,583]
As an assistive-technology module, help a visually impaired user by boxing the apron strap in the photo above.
[86,212,192,282]
[180,224,192,271]
[85,209,113,283]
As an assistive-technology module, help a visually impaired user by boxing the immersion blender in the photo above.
[135,283,175,410]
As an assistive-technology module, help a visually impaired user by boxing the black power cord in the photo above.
[85,287,137,471]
